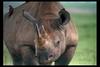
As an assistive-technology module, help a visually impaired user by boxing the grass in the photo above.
[3,43,13,65]
[69,13,96,65]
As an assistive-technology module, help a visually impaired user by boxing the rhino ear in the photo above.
[51,8,70,30]
[58,8,70,25]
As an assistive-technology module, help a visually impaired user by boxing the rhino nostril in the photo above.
[48,54,54,61]
[49,54,53,58]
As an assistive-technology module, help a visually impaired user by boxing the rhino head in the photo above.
[23,8,70,64]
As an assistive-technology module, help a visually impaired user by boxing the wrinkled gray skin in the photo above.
[3,2,78,65]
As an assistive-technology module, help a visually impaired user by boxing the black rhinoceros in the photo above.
[3,2,78,65]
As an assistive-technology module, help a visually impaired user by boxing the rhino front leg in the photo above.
[11,51,23,65]
[55,44,77,65]
[20,45,39,65]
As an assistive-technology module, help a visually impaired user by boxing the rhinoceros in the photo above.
[3,2,78,65]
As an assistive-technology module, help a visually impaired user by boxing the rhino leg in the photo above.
[7,46,23,65]
[20,46,39,65]
[18,46,39,65]
[55,44,77,65]
[8,44,39,65]
[11,52,23,65]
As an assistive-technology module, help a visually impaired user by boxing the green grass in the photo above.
[3,43,13,65]
[69,13,96,65]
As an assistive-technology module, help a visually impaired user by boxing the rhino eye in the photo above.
[55,40,60,47]
[57,41,60,44]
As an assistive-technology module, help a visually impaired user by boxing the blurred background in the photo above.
[3,1,97,65]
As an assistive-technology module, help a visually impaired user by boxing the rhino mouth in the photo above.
[39,58,55,64]
[38,53,60,64]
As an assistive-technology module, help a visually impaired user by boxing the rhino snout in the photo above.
[37,49,55,64]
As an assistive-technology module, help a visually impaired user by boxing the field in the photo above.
[3,2,97,65]
[69,13,96,65]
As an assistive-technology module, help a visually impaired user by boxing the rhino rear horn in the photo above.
[23,10,42,38]
[23,10,37,23]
